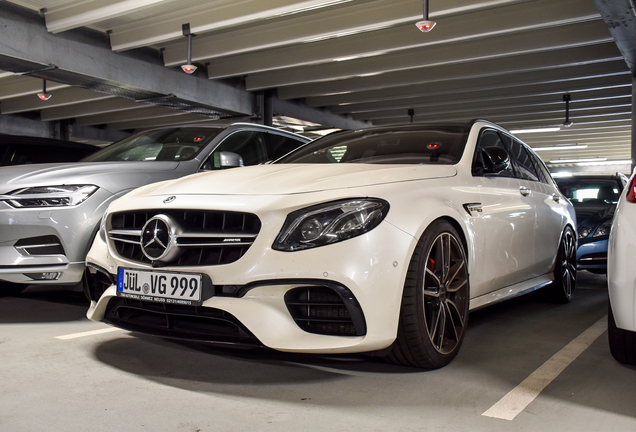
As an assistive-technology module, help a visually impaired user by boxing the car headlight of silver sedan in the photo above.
[1,185,98,208]
[273,198,389,251]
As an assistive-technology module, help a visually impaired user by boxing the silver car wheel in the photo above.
[422,231,469,355]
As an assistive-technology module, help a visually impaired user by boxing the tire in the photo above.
[0,282,28,297]
[608,303,636,365]
[384,220,470,369]
[544,226,577,303]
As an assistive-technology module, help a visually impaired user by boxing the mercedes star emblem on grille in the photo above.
[141,215,175,261]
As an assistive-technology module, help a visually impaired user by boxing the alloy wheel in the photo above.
[422,232,469,355]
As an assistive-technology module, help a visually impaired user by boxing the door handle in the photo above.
[519,186,531,196]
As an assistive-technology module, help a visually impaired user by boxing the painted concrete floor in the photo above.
[1,272,634,432]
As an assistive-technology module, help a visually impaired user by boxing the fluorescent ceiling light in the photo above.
[305,23,393,42]
[549,157,607,164]
[510,127,561,134]
[533,144,588,152]
[278,0,353,17]
[576,159,633,167]
[551,172,573,178]
[334,51,386,62]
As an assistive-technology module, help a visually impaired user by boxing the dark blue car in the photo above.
[556,173,627,274]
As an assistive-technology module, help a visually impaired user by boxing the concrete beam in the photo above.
[0,113,129,143]
[0,2,253,116]
[0,2,370,135]
[272,98,369,130]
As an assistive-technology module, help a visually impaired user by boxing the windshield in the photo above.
[277,126,469,165]
[82,127,224,162]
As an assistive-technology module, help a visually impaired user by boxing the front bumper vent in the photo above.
[14,235,65,256]
[284,285,366,336]
[103,297,261,347]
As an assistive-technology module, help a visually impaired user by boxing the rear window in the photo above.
[556,179,621,205]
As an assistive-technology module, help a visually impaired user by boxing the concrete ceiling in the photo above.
[0,0,634,173]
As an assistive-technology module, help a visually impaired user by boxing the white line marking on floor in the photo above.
[55,327,124,340]
[482,315,607,421]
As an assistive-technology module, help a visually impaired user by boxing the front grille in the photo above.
[14,235,65,256]
[284,285,366,336]
[103,297,261,346]
[109,209,261,266]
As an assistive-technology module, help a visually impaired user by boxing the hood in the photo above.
[130,163,458,197]
[0,161,181,194]
[576,205,616,228]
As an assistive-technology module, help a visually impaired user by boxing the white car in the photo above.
[86,120,576,369]
[608,169,636,365]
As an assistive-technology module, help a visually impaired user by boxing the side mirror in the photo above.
[219,151,244,169]
[481,147,511,175]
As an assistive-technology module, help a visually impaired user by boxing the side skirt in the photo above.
[469,274,553,311]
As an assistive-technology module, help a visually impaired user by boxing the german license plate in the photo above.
[117,268,202,306]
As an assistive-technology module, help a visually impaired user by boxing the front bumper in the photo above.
[0,189,111,286]
[576,237,608,273]
[87,219,416,354]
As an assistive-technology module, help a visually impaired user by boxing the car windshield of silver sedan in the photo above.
[82,127,223,162]
[277,126,469,165]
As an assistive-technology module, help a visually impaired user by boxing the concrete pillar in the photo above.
[263,90,273,127]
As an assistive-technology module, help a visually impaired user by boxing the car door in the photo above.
[470,128,538,296]
[519,141,568,276]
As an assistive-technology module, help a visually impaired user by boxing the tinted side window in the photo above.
[526,148,552,185]
[508,138,539,182]
[202,131,268,170]
[473,128,515,178]
[265,133,307,160]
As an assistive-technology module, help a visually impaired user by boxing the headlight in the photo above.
[579,226,593,239]
[273,198,389,252]
[592,219,612,237]
[1,185,98,208]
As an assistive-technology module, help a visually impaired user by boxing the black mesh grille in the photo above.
[103,297,261,346]
[284,286,365,336]
[109,209,261,266]
[86,266,116,302]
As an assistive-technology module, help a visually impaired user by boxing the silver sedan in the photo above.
[0,123,309,295]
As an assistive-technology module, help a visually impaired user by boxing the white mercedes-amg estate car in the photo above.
[86,120,576,369]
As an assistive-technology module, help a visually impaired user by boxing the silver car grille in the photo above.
[108,210,261,267]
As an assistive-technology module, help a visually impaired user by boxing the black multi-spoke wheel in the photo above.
[543,226,576,303]
[385,220,469,369]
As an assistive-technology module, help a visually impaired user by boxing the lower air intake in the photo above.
[284,285,366,336]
